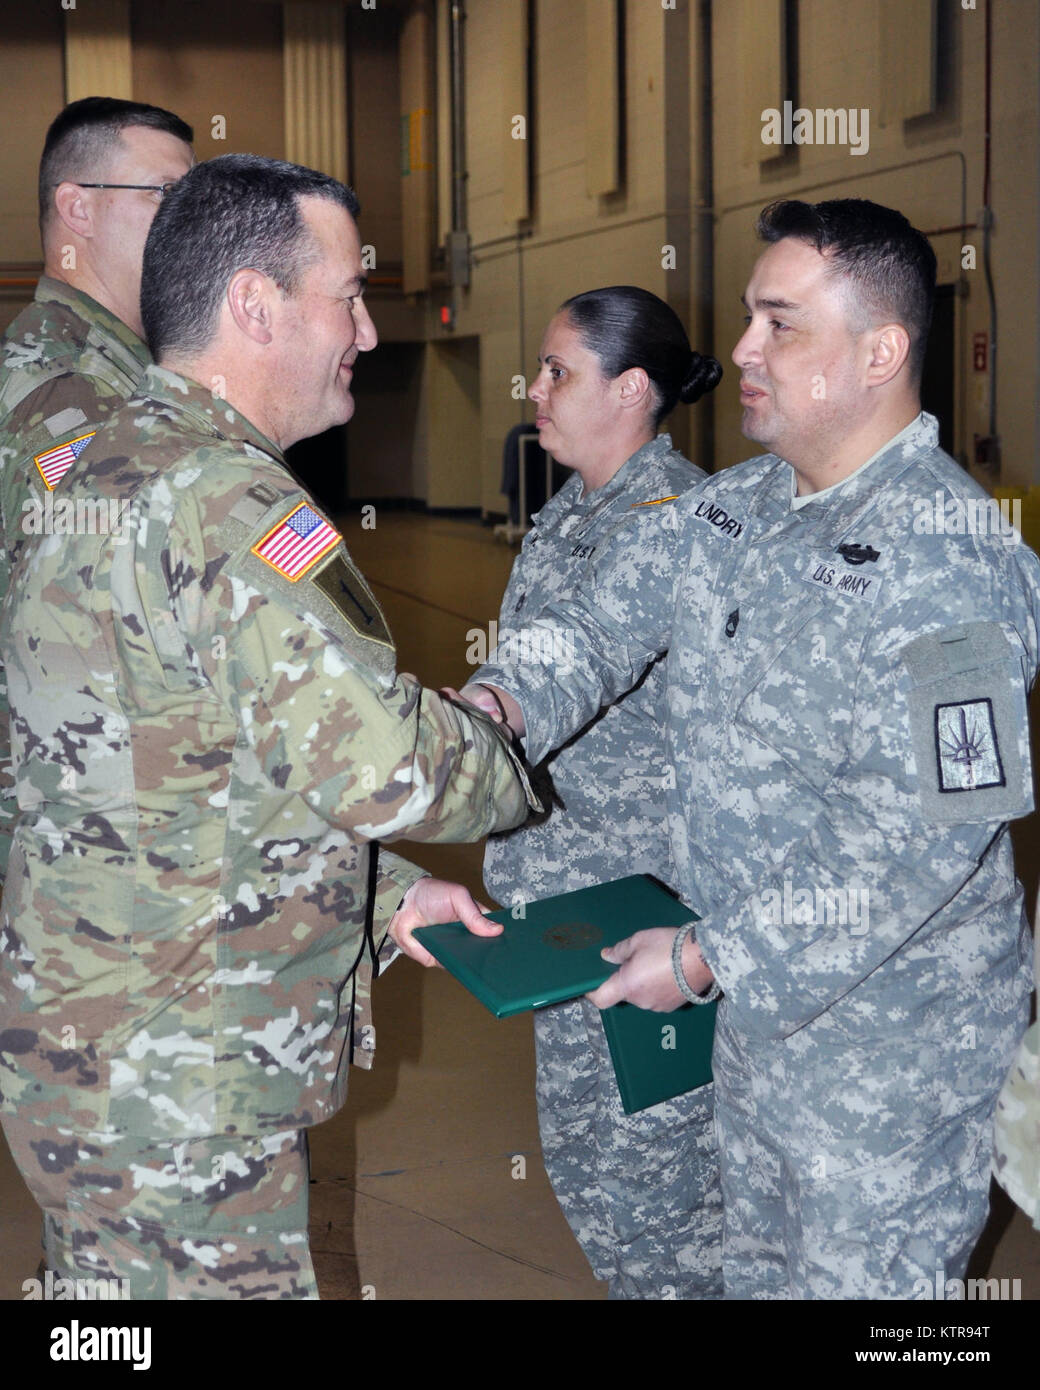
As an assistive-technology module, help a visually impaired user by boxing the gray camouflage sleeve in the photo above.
[474,504,682,763]
[696,594,1037,1042]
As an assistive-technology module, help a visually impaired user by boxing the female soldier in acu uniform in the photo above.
[480,287,722,1300]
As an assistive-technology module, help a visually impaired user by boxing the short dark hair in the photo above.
[558,285,722,428]
[756,198,937,380]
[141,154,361,360]
[38,96,193,231]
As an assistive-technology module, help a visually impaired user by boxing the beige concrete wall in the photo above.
[399,0,435,292]
[346,340,424,502]
[424,336,482,509]
[988,0,1040,490]
[460,0,678,513]
[348,4,404,272]
[0,1,1035,502]
[132,0,285,163]
[447,0,1038,506]
[0,0,65,322]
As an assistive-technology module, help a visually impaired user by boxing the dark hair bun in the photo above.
[559,287,718,425]
[680,352,723,404]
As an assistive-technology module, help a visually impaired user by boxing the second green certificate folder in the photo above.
[413,874,716,1113]
[601,997,716,1114]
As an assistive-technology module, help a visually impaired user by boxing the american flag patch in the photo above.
[251,502,341,580]
[33,431,95,490]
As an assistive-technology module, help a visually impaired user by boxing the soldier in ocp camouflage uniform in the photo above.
[0,100,195,886]
[0,279,148,556]
[0,155,538,1299]
[472,201,1040,1298]
[479,288,724,1299]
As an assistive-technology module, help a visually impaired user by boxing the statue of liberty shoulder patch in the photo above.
[935,699,1004,792]
[901,623,1033,823]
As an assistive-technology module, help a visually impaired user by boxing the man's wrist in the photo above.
[671,923,721,1004]
[466,676,527,737]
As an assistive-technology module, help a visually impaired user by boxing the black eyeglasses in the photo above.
[73,182,176,200]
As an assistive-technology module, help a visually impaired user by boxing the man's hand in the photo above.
[388,876,503,968]
[440,682,527,737]
[586,927,715,1011]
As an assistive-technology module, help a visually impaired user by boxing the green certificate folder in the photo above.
[413,874,716,1112]
[601,998,716,1114]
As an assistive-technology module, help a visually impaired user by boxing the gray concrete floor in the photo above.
[1,512,1037,1300]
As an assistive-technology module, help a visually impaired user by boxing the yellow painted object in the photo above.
[993,487,1040,556]
[1020,489,1040,557]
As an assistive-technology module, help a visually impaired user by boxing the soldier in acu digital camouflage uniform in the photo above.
[479,287,724,1299]
[469,200,1040,1298]
[0,97,195,876]
[0,155,538,1299]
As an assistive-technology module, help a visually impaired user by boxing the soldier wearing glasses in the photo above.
[0,98,194,876]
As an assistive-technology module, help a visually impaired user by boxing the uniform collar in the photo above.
[532,433,676,528]
[590,432,676,506]
[787,412,933,511]
[746,413,937,546]
[142,363,286,464]
[34,274,149,367]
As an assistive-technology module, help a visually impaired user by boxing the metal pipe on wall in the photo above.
[446,0,470,289]
[450,0,466,233]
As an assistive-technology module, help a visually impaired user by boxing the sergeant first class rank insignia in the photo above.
[252,502,340,580]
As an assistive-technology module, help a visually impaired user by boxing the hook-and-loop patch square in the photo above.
[901,622,1033,823]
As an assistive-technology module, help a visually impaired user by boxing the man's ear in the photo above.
[226,268,275,345]
[865,323,911,388]
[51,182,94,240]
